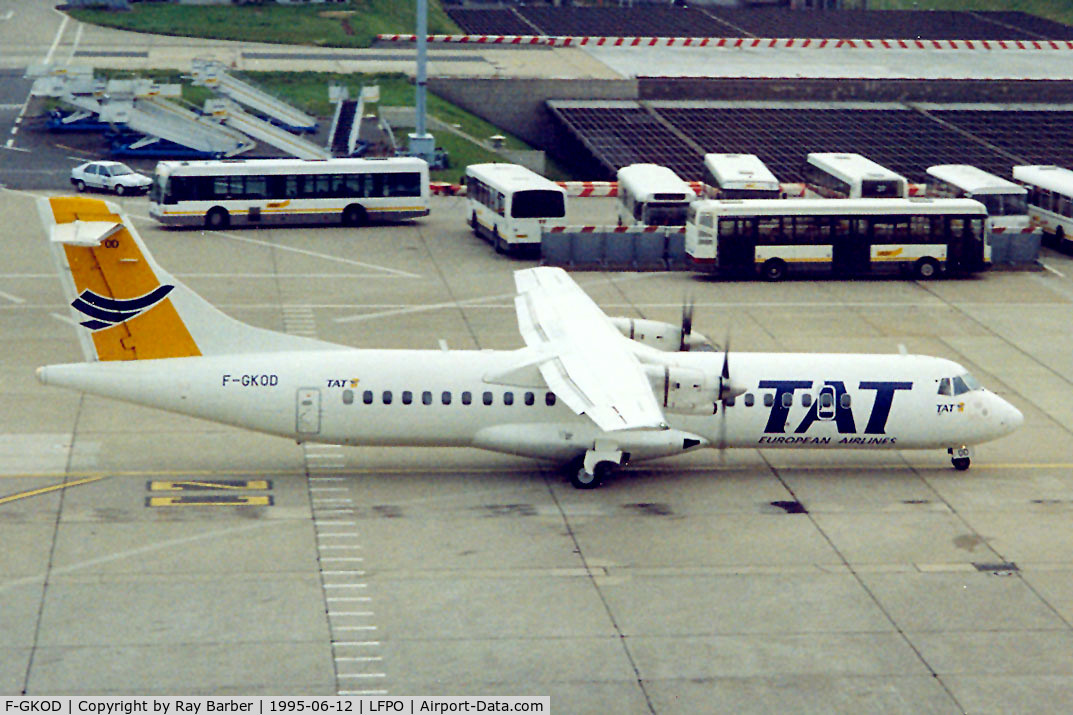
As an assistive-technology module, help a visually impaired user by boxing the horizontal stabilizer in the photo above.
[51,220,123,247]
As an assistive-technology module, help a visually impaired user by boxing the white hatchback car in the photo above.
[70,161,153,196]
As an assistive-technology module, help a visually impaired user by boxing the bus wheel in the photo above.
[1057,226,1068,252]
[206,207,230,230]
[493,229,507,254]
[760,259,786,282]
[914,257,940,280]
[343,205,366,227]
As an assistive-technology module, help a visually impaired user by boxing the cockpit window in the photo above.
[941,373,982,396]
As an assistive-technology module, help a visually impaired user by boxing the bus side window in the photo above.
[344,174,363,196]
[285,176,299,199]
[330,174,346,197]
[1060,195,1073,219]
[395,172,420,197]
[496,192,506,216]
[246,176,267,200]
[757,217,783,243]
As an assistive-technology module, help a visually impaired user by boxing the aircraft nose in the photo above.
[994,395,1023,435]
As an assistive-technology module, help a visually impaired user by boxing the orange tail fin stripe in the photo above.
[50,197,201,361]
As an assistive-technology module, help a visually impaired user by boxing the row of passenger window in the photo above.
[726,391,852,409]
[341,388,852,411]
[342,389,557,407]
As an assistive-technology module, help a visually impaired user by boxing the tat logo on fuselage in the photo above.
[71,286,175,331]
[758,380,912,436]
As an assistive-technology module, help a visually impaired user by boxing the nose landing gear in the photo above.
[948,445,973,471]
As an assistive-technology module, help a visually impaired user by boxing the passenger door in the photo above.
[296,388,321,435]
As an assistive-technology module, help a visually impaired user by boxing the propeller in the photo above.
[679,297,694,352]
[715,330,747,464]
[718,331,730,462]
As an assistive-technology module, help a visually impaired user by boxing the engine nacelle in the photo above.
[611,317,708,352]
[645,365,720,415]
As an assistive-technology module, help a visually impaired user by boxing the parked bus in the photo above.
[803,153,908,199]
[616,163,695,226]
[148,157,430,229]
[685,197,988,281]
[1013,165,1073,251]
[465,163,566,253]
[927,164,1030,237]
[703,153,781,199]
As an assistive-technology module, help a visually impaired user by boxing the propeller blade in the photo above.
[680,297,694,352]
[721,332,731,380]
[718,397,728,465]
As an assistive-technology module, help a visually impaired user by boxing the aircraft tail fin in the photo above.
[39,196,340,362]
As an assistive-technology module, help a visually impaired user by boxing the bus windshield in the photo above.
[511,189,565,219]
[150,174,167,204]
[977,193,1028,217]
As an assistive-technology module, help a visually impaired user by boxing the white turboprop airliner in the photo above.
[36,197,1023,488]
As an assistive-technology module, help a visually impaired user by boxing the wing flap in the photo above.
[513,267,667,432]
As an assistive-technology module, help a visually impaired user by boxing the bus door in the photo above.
[717,217,755,275]
[832,218,870,274]
[952,216,986,272]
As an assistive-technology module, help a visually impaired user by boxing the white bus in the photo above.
[465,163,566,253]
[685,197,988,281]
[803,153,908,199]
[1012,165,1073,251]
[616,163,695,226]
[148,157,430,229]
[927,165,1030,236]
[703,153,781,199]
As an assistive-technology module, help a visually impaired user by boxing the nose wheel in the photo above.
[948,446,973,471]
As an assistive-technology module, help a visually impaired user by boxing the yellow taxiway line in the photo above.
[0,475,108,505]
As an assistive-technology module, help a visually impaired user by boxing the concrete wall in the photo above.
[427,77,637,151]
[639,77,1073,103]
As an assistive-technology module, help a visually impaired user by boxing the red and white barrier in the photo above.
[557,181,617,197]
[546,224,685,234]
[435,181,824,199]
[378,34,1073,51]
[990,226,1041,234]
[430,181,463,196]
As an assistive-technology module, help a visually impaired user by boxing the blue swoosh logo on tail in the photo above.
[71,285,175,331]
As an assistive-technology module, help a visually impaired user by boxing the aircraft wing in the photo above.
[513,267,667,432]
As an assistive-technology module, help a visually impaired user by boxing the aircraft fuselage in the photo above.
[37,348,1022,464]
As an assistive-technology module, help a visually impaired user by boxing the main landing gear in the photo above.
[948,445,973,471]
[566,444,629,489]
